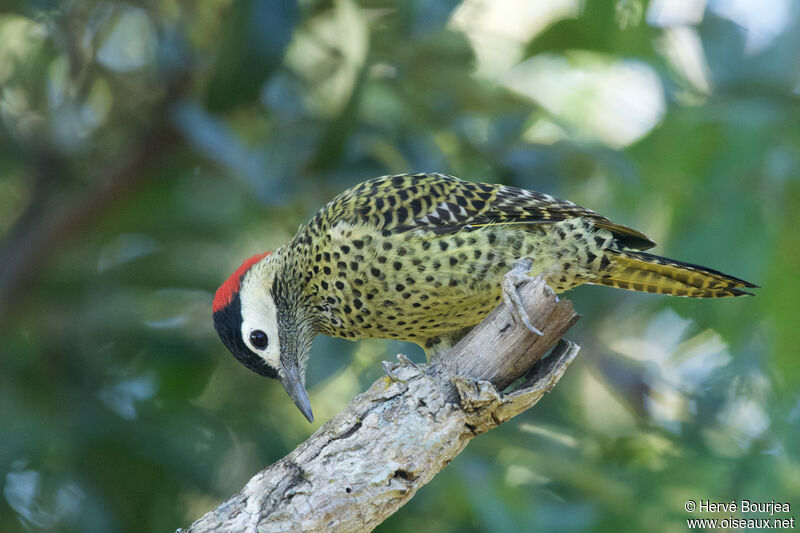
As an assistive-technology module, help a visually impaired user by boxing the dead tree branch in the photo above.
[182,277,581,533]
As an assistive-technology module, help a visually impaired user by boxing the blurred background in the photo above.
[1,0,798,531]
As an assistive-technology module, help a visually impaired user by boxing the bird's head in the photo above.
[212,251,315,422]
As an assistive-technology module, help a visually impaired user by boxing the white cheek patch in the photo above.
[239,276,281,369]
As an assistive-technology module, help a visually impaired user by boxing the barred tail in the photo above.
[596,250,758,298]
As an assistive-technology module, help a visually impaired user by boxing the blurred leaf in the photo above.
[699,13,800,95]
[524,1,661,61]
[205,0,298,111]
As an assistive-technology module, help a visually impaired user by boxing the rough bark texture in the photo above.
[182,278,581,533]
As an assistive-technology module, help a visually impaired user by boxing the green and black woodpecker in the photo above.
[212,173,756,421]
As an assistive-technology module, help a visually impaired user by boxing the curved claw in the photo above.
[382,361,405,383]
[502,258,546,336]
[397,353,418,368]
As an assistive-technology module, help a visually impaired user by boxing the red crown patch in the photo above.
[212,252,271,312]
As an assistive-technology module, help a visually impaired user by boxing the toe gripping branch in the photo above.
[383,354,420,383]
[502,258,558,336]
[429,270,580,403]
[384,260,577,403]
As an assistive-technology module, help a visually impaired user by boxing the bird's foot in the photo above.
[382,361,403,383]
[502,258,546,336]
[382,354,418,383]
[396,353,419,368]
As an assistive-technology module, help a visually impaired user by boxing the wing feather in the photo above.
[328,173,656,250]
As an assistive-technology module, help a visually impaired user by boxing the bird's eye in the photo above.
[249,330,268,349]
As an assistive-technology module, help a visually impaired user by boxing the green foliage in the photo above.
[0,1,798,531]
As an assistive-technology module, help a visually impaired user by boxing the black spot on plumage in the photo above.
[471,200,486,211]
[335,281,345,290]
[439,241,449,251]
[586,251,597,264]
[393,261,402,271]
[396,207,408,223]
[353,239,364,249]
[323,266,332,275]
[378,256,387,264]
[383,241,392,250]
[599,255,611,270]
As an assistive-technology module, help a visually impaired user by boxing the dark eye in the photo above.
[249,330,268,349]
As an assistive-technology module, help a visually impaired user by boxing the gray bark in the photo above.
[182,277,581,533]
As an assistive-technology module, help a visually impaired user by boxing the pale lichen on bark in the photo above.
[181,277,581,533]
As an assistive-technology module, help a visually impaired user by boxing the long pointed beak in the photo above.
[280,359,314,423]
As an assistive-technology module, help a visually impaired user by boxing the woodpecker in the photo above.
[212,173,756,422]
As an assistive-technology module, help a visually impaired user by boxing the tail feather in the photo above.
[596,250,757,298]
